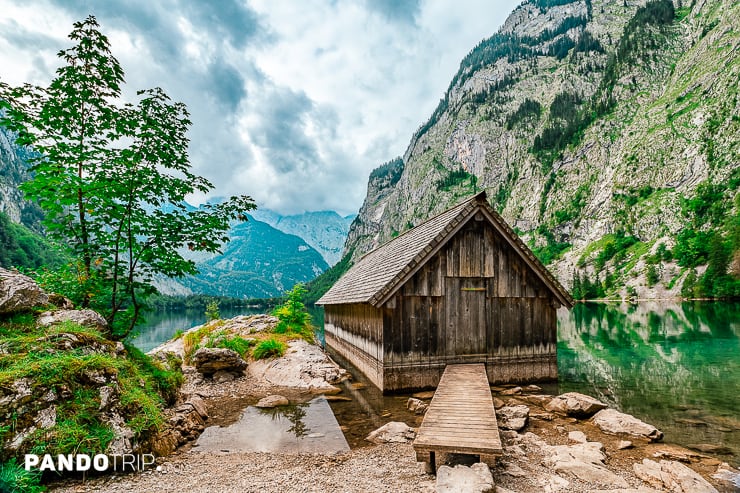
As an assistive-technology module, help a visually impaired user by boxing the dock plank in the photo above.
[412,364,502,473]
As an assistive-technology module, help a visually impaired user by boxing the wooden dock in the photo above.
[413,364,502,473]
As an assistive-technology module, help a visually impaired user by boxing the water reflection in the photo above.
[194,397,349,453]
[558,301,740,465]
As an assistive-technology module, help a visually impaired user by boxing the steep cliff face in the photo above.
[0,126,40,228]
[345,0,739,297]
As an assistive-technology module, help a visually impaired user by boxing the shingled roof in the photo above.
[317,192,573,308]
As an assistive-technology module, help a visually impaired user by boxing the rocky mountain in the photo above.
[343,0,739,299]
[251,209,355,266]
[0,125,42,229]
[155,215,329,299]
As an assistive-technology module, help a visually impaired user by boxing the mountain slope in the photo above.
[344,0,739,299]
[0,125,43,229]
[157,216,329,299]
[251,209,355,266]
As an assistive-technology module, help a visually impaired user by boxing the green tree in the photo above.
[273,284,314,341]
[0,16,255,338]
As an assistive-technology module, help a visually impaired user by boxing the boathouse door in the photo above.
[445,277,487,359]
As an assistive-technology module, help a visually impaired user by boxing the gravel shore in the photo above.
[49,444,435,493]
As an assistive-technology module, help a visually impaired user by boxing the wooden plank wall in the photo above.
[324,303,385,389]
[383,217,558,390]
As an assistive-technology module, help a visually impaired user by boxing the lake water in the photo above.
[132,301,739,464]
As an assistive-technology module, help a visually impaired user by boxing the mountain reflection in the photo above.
[557,301,739,465]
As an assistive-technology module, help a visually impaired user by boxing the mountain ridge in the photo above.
[341,0,739,299]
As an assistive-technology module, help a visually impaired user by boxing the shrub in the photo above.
[273,284,314,342]
[205,300,220,321]
[253,338,286,360]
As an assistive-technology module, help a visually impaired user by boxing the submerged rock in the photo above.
[633,459,718,492]
[365,422,415,444]
[436,463,494,493]
[407,397,428,415]
[0,268,49,314]
[592,408,663,442]
[255,395,290,408]
[545,392,608,418]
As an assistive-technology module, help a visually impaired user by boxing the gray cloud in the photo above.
[203,58,248,111]
[2,0,520,215]
[251,86,319,174]
[365,0,421,24]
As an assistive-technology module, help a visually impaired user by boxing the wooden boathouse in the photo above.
[317,191,573,392]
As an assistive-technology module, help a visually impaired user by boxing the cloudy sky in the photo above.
[0,0,519,216]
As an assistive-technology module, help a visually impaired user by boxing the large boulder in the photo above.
[592,408,663,441]
[191,347,247,376]
[497,405,529,431]
[365,422,416,444]
[436,463,494,493]
[545,392,608,418]
[544,441,629,488]
[633,459,718,493]
[0,268,49,314]
[247,339,349,393]
[37,309,108,329]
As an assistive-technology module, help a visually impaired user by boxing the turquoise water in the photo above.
[557,301,739,465]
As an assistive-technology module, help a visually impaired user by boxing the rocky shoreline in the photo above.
[47,314,739,492]
[1,267,735,493]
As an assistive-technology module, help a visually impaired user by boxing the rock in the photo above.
[324,395,352,402]
[413,391,435,400]
[99,386,117,411]
[192,347,247,376]
[675,418,709,426]
[500,462,527,477]
[618,440,633,450]
[436,463,494,493]
[521,394,552,407]
[633,459,718,493]
[500,386,522,396]
[37,309,108,329]
[106,412,135,456]
[687,443,734,455]
[497,405,529,431]
[212,370,236,383]
[186,395,208,419]
[350,382,367,390]
[48,293,74,309]
[492,397,505,409]
[529,411,555,421]
[544,441,629,487]
[407,398,429,414]
[247,340,348,393]
[545,392,608,418]
[0,268,49,314]
[651,445,703,463]
[255,395,290,408]
[365,422,415,444]
[35,406,56,429]
[712,462,740,489]
[524,384,542,392]
[568,430,587,443]
[592,409,663,441]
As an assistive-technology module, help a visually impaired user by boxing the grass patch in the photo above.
[253,338,287,360]
[0,458,44,493]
